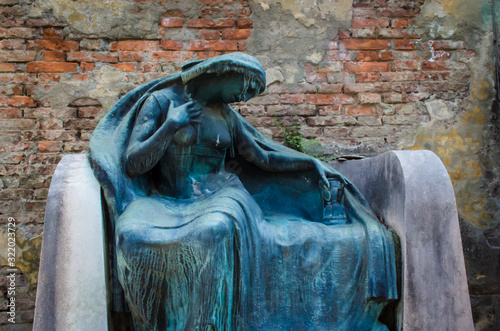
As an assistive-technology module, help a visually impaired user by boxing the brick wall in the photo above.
[0,0,484,328]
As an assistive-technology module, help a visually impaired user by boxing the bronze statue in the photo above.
[89,52,397,330]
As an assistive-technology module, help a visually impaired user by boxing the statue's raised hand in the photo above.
[167,100,202,130]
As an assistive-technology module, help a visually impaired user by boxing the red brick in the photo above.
[344,82,391,93]
[421,61,449,71]
[358,93,381,104]
[213,19,236,29]
[394,61,418,71]
[238,41,246,51]
[67,51,119,63]
[140,62,160,72]
[394,40,415,50]
[345,62,391,72]
[27,39,79,51]
[38,73,61,83]
[338,30,352,39]
[0,96,35,107]
[0,27,35,39]
[200,30,220,40]
[111,63,136,72]
[81,63,95,72]
[378,28,407,39]
[187,18,235,29]
[307,94,355,105]
[119,51,143,62]
[357,72,381,82]
[222,29,251,40]
[26,62,78,73]
[0,63,15,72]
[151,51,195,61]
[356,51,379,61]
[74,74,90,81]
[41,51,65,62]
[352,18,389,27]
[0,50,36,62]
[0,108,22,118]
[342,39,390,50]
[392,18,413,28]
[161,40,183,50]
[42,28,63,39]
[160,17,184,28]
[345,105,374,115]
[37,141,62,153]
[280,94,304,104]
[110,40,159,51]
[237,19,253,28]
[380,50,395,61]
[187,40,238,51]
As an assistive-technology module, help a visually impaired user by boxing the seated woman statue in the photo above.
[89,52,397,331]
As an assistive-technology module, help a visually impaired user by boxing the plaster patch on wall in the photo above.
[252,0,352,27]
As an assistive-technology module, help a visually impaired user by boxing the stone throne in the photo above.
[33,150,474,331]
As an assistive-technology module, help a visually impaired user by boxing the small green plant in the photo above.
[274,113,336,162]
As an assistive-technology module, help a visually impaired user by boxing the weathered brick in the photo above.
[391,18,413,28]
[64,119,97,130]
[280,94,305,104]
[67,51,119,63]
[74,73,90,81]
[77,106,102,118]
[247,94,279,105]
[0,153,23,164]
[187,18,235,29]
[380,71,416,81]
[41,51,65,62]
[456,50,475,61]
[110,63,136,72]
[318,105,342,116]
[27,40,79,51]
[307,94,355,105]
[394,40,415,50]
[161,40,183,50]
[38,73,61,84]
[356,51,379,61]
[42,28,63,39]
[197,51,222,60]
[345,105,375,115]
[0,108,22,118]
[119,51,143,62]
[352,28,376,39]
[200,29,220,40]
[430,50,452,61]
[338,30,352,39]
[376,7,420,17]
[26,62,78,73]
[0,63,15,72]
[110,40,159,51]
[24,107,76,119]
[0,119,37,130]
[394,61,418,71]
[342,39,390,50]
[392,82,418,93]
[222,29,251,40]
[238,105,265,116]
[357,116,382,126]
[316,83,343,93]
[237,18,253,28]
[81,63,95,72]
[378,28,417,39]
[0,39,24,50]
[187,40,238,51]
[324,51,354,61]
[70,98,101,107]
[345,62,391,72]
[160,17,184,28]
[63,141,89,152]
[0,27,35,39]
[380,50,395,61]
[356,72,381,82]
[352,18,390,27]
[429,40,465,50]
[151,51,195,61]
[344,82,391,93]
[383,93,404,103]
[0,84,23,96]
[421,61,449,71]
[0,96,36,107]
[318,62,342,73]
[306,72,328,83]
[358,93,382,104]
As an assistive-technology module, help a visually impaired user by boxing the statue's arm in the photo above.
[124,95,174,176]
[125,94,202,176]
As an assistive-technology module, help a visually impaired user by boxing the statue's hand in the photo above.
[166,101,202,129]
[313,159,344,187]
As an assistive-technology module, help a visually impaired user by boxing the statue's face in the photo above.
[189,72,257,104]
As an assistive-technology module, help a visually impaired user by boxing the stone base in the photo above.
[333,150,474,331]
[34,151,474,330]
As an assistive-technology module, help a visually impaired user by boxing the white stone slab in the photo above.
[33,154,108,331]
[333,150,474,331]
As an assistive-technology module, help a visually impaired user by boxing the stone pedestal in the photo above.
[33,154,108,331]
[34,151,474,330]
[333,150,474,331]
